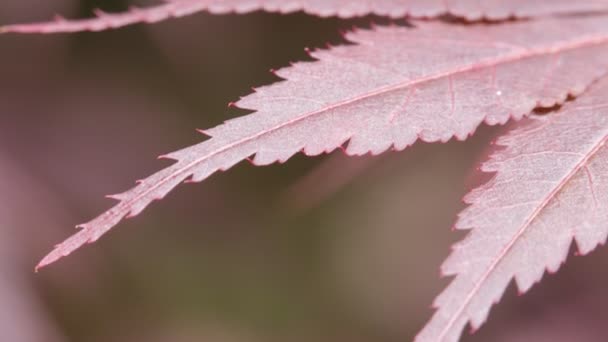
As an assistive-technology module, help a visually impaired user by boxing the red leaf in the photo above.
[417,77,608,342]
[3,0,608,33]
[36,16,608,270]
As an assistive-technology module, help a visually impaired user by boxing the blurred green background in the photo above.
[1,1,608,341]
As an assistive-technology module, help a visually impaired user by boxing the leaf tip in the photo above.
[105,193,122,200]
[92,8,107,17]
[35,251,60,272]
[158,153,176,161]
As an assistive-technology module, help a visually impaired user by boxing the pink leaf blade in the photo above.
[35,160,193,271]
[416,78,608,342]
[3,0,608,34]
[38,16,608,269]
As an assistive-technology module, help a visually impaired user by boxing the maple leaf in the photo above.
[416,77,608,342]
[35,15,608,270]
[3,0,608,33]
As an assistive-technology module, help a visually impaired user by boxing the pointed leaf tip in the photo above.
[35,16,608,273]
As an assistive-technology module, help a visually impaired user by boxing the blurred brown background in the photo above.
[1,1,608,341]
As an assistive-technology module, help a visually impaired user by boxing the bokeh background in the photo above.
[1,1,608,341]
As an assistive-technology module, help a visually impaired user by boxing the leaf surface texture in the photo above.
[36,16,608,269]
[417,77,608,342]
